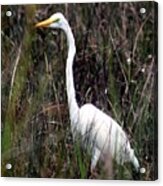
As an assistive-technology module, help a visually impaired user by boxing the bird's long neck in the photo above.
[64,23,79,125]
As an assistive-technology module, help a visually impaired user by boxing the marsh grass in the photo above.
[1,2,157,180]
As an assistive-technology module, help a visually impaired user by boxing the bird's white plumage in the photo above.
[36,12,140,173]
[78,103,139,171]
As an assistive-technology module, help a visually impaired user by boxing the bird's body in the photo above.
[78,103,139,171]
[35,12,140,173]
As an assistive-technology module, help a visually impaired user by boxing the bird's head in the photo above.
[35,12,67,30]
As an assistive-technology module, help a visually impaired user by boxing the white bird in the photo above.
[35,12,140,174]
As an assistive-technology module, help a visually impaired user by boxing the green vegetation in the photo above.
[1,2,157,180]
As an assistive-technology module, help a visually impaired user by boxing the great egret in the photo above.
[35,12,140,174]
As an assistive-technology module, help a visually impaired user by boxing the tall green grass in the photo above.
[1,2,157,180]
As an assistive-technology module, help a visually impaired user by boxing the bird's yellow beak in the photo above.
[35,18,53,28]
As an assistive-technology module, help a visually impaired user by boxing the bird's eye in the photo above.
[54,18,60,23]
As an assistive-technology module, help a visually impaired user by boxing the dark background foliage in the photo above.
[1,2,157,180]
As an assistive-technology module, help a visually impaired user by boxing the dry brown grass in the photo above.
[1,2,157,180]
